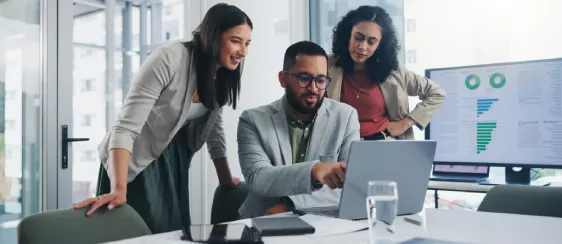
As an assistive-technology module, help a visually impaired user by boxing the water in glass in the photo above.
[366,181,398,242]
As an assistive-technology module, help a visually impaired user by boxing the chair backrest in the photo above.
[478,184,562,218]
[210,182,250,224]
[18,204,151,244]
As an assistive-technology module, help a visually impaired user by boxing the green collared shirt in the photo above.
[280,99,322,209]
[283,99,316,164]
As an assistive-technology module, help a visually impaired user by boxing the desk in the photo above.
[105,209,562,244]
[427,181,493,208]
[427,180,562,208]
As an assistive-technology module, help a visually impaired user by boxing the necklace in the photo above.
[347,75,363,99]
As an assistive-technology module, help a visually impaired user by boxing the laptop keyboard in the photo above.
[315,209,338,217]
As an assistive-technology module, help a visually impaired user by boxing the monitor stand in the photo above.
[478,167,551,186]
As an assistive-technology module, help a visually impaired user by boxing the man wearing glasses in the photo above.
[237,41,360,218]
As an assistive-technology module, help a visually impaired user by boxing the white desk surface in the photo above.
[106,209,562,244]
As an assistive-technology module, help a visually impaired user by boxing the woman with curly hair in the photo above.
[327,5,446,140]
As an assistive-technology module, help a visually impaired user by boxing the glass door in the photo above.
[63,0,134,205]
[60,0,152,204]
[0,0,64,242]
[65,1,115,206]
[51,0,185,208]
[63,0,182,206]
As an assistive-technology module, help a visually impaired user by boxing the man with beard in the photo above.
[237,41,360,218]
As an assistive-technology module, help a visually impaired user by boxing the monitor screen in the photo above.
[426,58,562,167]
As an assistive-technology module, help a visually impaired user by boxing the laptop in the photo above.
[430,164,489,183]
[297,140,437,220]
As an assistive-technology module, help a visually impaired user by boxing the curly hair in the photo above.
[332,5,400,84]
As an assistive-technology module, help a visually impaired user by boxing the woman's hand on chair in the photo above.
[73,189,127,216]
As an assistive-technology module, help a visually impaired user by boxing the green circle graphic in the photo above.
[489,72,506,88]
[465,74,481,90]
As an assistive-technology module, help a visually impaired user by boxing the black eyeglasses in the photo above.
[283,71,331,90]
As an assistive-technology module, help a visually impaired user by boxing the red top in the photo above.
[341,72,389,137]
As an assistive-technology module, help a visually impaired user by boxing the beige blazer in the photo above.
[98,41,231,182]
[326,55,446,140]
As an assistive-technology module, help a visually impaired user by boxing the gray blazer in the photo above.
[97,41,229,182]
[237,97,360,218]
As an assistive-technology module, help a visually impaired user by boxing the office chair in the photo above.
[210,182,250,224]
[478,184,562,218]
[18,204,151,244]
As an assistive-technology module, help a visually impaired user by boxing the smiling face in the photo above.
[217,23,252,70]
[348,21,383,65]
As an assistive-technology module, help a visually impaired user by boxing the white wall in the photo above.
[187,0,309,224]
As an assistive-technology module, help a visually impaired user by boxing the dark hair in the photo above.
[189,3,252,109]
[332,5,400,84]
[283,41,328,71]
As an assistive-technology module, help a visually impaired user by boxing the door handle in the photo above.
[62,124,89,169]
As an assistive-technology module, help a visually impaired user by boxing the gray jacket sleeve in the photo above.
[337,108,361,162]
[107,46,180,153]
[237,110,319,197]
[287,108,360,209]
[206,108,227,159]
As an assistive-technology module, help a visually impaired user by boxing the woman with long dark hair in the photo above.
[73,3,253,234]
[327,6,446,140]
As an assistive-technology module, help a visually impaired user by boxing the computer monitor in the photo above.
[425,57,562,185]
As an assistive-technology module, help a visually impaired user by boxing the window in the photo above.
[406,19,416,33]
[407,49,417,64]
[81,115,95,127]
[5,90,17,100]
[80,150,97,161]
[163,19,180,41]
[81,79,95,92]
[160,2,184,41]
[5,120,16,130]
[6,148,13,159]
[79,48,94,58]
[310,0,405,64]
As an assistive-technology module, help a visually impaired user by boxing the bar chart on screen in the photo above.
[476,98,499,154]
[476,98,499,117]
[476,121,497,154]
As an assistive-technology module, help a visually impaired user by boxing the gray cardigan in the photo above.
[97,41,228,182]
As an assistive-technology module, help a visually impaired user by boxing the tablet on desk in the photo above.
[181,223,263,243]
[251,216,315,236]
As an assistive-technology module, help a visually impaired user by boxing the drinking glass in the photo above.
[366,180,398,242]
